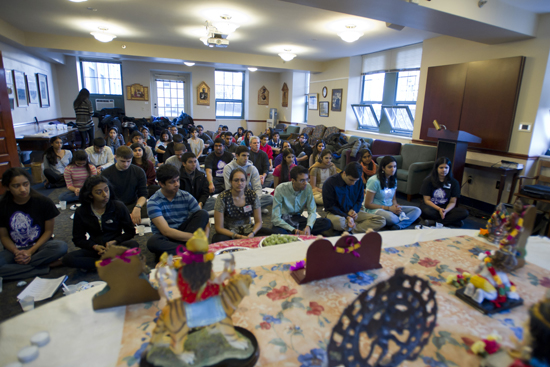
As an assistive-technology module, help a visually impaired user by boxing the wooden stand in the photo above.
[427,128,481,184]
[291,232,382,285]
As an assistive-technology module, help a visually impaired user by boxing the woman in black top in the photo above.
[419,157,469,227]
[62,175,138,270]
[74,88,94,148]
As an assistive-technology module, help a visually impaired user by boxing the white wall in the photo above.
[0,41,62,124]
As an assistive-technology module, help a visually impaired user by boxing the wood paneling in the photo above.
[460,57,525,151]
[420,63,467,141]
[420,56,525,153]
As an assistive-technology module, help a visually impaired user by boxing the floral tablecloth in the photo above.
[117,235,550,367]
[208,235,318,252]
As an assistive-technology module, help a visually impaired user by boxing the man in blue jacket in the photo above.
[322,162,385,232]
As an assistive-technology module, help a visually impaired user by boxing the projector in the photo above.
[207,36,229,48]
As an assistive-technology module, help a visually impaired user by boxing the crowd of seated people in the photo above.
[0,123,471,280]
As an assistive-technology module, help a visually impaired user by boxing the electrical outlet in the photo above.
[496,181,500,190]
[467,176,473,184]
[507,183,511,192]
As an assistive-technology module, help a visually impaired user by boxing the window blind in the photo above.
[362,43,423,75]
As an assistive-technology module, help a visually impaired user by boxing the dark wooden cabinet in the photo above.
[420,56,525,153]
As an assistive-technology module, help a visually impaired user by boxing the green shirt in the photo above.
[272,182,317,232]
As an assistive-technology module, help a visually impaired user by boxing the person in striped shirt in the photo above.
[73,88,94,148]
[58,150,98,203]
[146,164,209,260]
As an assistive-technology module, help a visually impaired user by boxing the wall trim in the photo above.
[310,77,349,83]
[193,119,216,122]
[246,120,267,123]
[412,139,538,160]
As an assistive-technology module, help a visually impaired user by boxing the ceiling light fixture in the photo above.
[70,0,88,2]
[338,25,363,43]
[278,49,296,62]
[248,67,257,72]
[184,62,195,67]
[212,15,240,35]
[91,27,116,42]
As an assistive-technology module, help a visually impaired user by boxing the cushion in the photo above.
[396,169,409,182]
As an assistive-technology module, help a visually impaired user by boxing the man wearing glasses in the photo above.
[271,165,332,235]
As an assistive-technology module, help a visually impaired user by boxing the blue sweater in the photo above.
[322,173,364,217]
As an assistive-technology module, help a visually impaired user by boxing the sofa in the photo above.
[280,125,300,141]
[377,143,437,201]
[344,136,374,167]
[370,139,402,162]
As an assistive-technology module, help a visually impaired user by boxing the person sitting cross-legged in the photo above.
[364,156,421,230]
[146,164,209,261]
[0,168,67,280]
[101,146,148,224]
[164,143,187,169]
[272,165,332,235]
[128,131,155,163]
[223,146,273,209]
[323,162,386,233]
[212,168,273,243]
[85,137,114,173]
[178,152,210,209]
[249,135,273,188]
[62,175,138,271]
[58,150,98,203]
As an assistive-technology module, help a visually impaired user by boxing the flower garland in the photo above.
[446,272,471,288]
[487,208,507,228]
[499,210,525,249]
[471,333,502,356]
[483,253,516,307]
[335,243,361,257]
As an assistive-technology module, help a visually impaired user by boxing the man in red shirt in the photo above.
[259,134,273,170]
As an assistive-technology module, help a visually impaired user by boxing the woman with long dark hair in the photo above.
[234,126,245,141]
[419,157,469,227]
[0,168,67,280]
[106,126,125,154]
[358,148,377,184]
[131,143,156,186]
[364,156,421,230]
[309,140,325,167]
[73,88,94,148]
[59,150,97,203]
[62,175,138,271]
[310,149,339,205]
[273,148,296,189]
[42,136,72,188]
[240,130,253,147]
[155,129,172,163]
[212,168,272,242]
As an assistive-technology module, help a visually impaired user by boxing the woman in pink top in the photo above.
[59,150,97,203]
[273,148,296,189]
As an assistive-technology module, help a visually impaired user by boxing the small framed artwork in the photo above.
[13,70,28,107]
[258,86,269,105]
[331,88,343,112]
[322,86,327,98]
[308,93,318,110]
[197,81,210,106]
[126,83,149,101]
[319,101,329,117]
[5,69,15,109]
[37,73,50,107]
[26,75,39,104]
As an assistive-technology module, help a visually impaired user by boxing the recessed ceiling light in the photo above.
[184,62,195,67]
[248,67,257,72]
[70,0,88,2]
[121,45,126,49]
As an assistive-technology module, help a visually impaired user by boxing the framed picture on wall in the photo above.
[36,73,50,107]
[197,81,210,106]
[26,75,39,104]
[5,69,15,109]
[331,88,343,112]
[308,93,318,110]
[13,70,28,107]
[319,101,329,117]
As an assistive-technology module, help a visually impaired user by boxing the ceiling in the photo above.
[0,0,548,69]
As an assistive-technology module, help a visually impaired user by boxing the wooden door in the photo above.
[0,52,22,193]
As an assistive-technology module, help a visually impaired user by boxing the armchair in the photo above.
[280,125,300,141]
[344,136,374,167]
[377,144,437,201]
[370,139,402,162]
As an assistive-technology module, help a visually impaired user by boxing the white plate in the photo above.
[258,235,303,248]
[214,246,251,255]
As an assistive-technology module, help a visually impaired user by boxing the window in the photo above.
[155,79,185,118]
[359,69,420,136]
[215,70,244,118]
[81,61,122,95]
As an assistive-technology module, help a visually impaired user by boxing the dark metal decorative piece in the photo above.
[327,268,437,367]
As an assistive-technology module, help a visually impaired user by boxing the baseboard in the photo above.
[459,197,495,218]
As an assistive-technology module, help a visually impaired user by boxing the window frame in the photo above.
[352,104,380,131]
[79,60,123,96]
[381,105,414,135]
[215,69,245,119]
[357,68,420,137]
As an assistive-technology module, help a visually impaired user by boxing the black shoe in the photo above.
[422,219,436,226]
[450,220,464,228]
[390,224,401,230]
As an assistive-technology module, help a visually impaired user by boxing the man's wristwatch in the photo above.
[135,204,142,209]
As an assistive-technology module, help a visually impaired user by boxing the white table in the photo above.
[1,228,549,366]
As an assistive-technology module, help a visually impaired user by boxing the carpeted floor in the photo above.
[0,182,487,323]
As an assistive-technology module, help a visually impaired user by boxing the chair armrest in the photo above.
[409,161,434,173]
[517,175,539,188]
[394,156,403,169]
